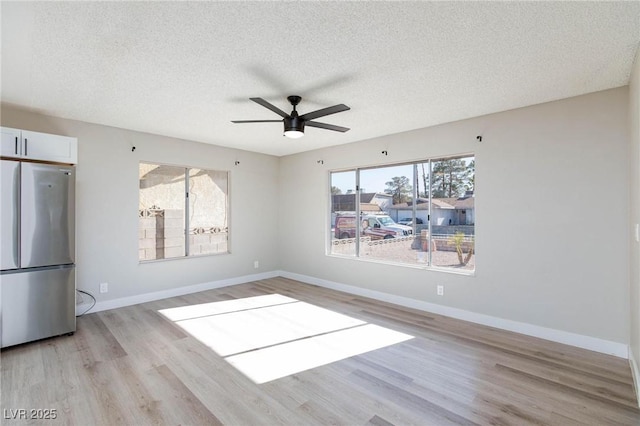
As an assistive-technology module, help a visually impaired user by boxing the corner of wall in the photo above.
[275,155,284,272]
[628,41,640,407]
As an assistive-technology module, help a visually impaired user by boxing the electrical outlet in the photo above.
[254,260,259,269]
[99,282,108,293]
[437,285,444,296]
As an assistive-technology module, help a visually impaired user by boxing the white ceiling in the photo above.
[1,2,639,157]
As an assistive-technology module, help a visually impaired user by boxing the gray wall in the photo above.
[0,106,280,302]
[629,46,640,380]
[279,87,630,344]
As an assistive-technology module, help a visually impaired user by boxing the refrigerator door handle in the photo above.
[14,136,18,155]
[24,138,27,156]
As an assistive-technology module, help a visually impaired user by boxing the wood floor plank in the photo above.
[149,364,223,425]
[368,414,395,426]
[1,277,638,425]
[348,368,480,425]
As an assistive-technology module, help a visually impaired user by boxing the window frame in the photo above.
[139,161,230,263]
[327,153,475,275]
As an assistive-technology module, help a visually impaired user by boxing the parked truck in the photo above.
[334,214,413,240]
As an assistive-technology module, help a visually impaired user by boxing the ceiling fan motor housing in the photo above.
[284,113,305,133]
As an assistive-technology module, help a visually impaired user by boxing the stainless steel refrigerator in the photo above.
[1,160,75,348]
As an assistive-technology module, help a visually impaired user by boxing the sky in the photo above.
[330,157,473,195]
[331,164,414,194]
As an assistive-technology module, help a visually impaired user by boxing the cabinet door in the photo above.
[1,127,21,158]
[21,130,77,164]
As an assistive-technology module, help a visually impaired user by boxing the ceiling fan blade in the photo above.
[299,104,350,121]
[306,121,350,133]
[250,97,289,118]
[231,120,282,123]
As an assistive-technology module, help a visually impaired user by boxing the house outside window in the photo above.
[329,155,475,272]
[139,163,229,261]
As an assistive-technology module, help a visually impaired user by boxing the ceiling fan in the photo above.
[232,96,350,139]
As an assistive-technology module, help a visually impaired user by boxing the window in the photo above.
[329,155,475,272]
[139,163,228,261]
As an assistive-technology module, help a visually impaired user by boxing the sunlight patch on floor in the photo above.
[159,293,296,322]
[158,294,413,383]
[227,323,413,383]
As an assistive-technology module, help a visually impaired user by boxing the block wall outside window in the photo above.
[139,163,228,261]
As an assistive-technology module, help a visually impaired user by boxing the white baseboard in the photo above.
[84,271,280,313]
[279,271,629,359]
[630,350,640,407]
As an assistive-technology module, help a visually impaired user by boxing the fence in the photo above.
[139,208,227,260]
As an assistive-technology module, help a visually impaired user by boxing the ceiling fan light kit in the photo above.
[232,95,350,139]
[284,129,304,139]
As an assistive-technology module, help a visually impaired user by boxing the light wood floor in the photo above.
[2,277,639,425]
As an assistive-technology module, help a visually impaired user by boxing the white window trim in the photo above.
[327,154,475,275]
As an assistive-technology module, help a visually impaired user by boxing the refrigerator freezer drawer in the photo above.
[1,266,76,348]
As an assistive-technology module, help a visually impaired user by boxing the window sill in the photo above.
[139,251,230,265]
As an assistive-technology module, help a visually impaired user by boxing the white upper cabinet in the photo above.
[1,127,21,157]
[0,127,77,164]
[21,130,77,164]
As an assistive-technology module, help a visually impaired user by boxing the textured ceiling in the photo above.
[1,2,639,157]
